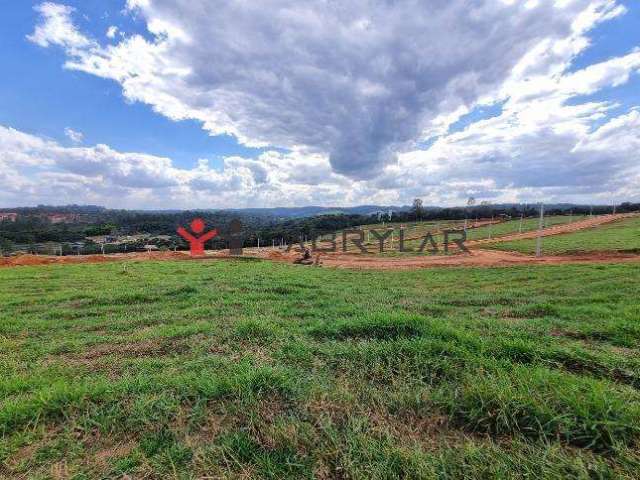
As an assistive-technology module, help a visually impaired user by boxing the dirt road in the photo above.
[2,214,637,270]
[466,213,634,248]
[314,249,640,270]
[0,251,190,268]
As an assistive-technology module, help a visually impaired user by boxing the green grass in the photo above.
[337,219,464,253]
[486,216,640,255]
[460,214,588,241]
[1,259,640,478]
[351,215,587,254]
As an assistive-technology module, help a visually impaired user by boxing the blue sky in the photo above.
[567,1,640,121]
[1,1,639,208]
[0,0,265,169]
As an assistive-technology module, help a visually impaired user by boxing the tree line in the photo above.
[1,202,638,254]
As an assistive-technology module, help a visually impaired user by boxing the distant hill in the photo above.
[221,203,620,218]
[1,202,628,219]
[221,205,411,218]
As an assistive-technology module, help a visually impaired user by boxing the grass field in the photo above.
[1,259,640,478]
[486,216,640,255]
[345,215,588,254]
[459,214,588,241]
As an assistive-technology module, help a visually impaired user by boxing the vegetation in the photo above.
[338,215,587,254]
[486,216,640,255]
[460,215,587,241]
[1,259,640,478]
[0,210,384,253]
[3,203,638,252]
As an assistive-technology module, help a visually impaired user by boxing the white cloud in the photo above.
[27,3,94,50]
[30,1,626,177]
[64,127,84,144]
[20,0,640,207]
[0,124,354,208]
[2,105,639,209]
[106,26,118,39]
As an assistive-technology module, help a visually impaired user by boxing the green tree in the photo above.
[412,198,424,221]
[0,237,14,255]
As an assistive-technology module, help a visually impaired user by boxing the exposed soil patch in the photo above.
[372,411,476,452]
[0,251,189,268]
[466,213,634,247]
[91,439,137,470]
[316,249,640,270]
[51,338,189,373]
[2,214,638,271]
[79,339,182,360]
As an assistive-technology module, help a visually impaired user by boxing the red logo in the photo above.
[177,218,218,256]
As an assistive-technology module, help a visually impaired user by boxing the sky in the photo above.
[1,0,639,209]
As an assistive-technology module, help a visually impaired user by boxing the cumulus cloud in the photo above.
[106,26,118,39]
[29,0,627,178]
[20,0,640,207]
[0,124,356,208]
[64,127,84,144]
[27,3,94,50]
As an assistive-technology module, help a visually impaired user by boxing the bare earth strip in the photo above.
[319,213,640,269]
[315,249,640,270]
[465,213,635,248]
[1,214,638,270]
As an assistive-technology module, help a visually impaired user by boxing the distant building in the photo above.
[86,235,118,244]
[119,234,150,243]
[0,212,18,222]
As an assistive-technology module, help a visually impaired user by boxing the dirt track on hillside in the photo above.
[314,249,640,270]
[0,251,191,268]
[2,214,638,270]
[3,247,638,271]
[315,213,639,269]
[465,213,633,248]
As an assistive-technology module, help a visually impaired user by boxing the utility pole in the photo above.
[518,213,524,233]
[536,203,544,258]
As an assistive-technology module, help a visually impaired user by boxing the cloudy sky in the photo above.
[1,0,639,209]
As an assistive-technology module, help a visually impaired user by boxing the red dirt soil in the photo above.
[314,249,640,270]
[0,251,190,268]
[1,214,638,270]
[466,213,635,247]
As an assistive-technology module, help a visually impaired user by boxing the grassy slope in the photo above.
[486,216,640,255]
[366,215,587,256]
[1,259,640,478]
[337,216,585,255]
[460,214,588,241]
